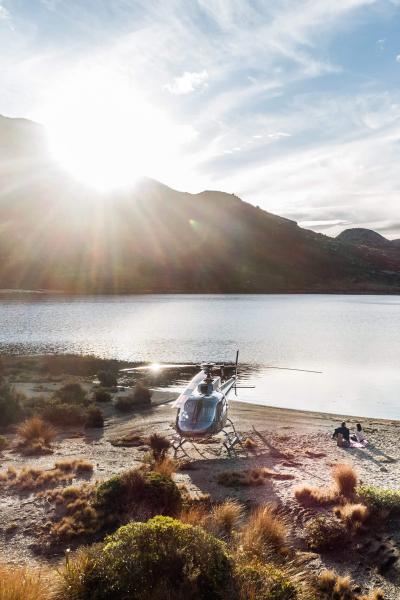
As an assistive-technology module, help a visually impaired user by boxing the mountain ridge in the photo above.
[0,114,400,294]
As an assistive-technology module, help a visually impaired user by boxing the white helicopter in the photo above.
[171,351,249,456]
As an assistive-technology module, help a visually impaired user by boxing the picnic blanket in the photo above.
[350,439,369,448]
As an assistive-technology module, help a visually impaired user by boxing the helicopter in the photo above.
[171,351,249,457]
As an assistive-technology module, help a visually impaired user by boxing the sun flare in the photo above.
[42,68,191,191]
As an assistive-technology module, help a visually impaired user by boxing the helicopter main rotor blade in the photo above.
[172,370,206,408]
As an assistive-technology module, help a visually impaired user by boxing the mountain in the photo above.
[336,228,392,248]
[1,114,400,293]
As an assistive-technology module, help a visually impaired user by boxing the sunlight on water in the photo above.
[0,294,399,419]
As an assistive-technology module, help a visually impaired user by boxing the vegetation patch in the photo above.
[304,516,349,552]
[218,467,294,487]
[84,405,104,428]
[0,563,55,600]
[358,485,400,515]
[314,569,384,600]
[234,562,298,600]
[240,505,288,560]
[16,416,56,455]
[0,459,93,491]
[0,383,24,427]
[59,516,234,600]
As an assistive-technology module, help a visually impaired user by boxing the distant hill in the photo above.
[336,228,392,248]
[1,114,400,293]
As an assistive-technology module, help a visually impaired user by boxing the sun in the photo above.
[41,67,187,191]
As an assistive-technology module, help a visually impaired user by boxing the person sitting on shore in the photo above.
[332,422,350,447]
[351,423,365,443]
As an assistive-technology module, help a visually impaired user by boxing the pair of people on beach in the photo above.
[332,422,365,447]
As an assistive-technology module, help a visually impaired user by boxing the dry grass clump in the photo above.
[54,459,94,473]
[208,499,244,539]
[16,417,56,455]
[243,437,258,451]
[0,563,55,600]
[315,570,384,600]
[294,485,338,507]
[0,459,93,492]
[218,467,294,487]
[149,433,171,461]
[334,503,370,528]
[179,504,209,527]
[152,456,177,477]
[240,505,288,559]
[110,432,145,447]
[332,464,358,498]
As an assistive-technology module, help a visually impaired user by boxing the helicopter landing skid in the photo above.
[221,418,246,457]
[172,435,210,459]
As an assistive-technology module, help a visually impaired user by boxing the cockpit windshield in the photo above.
[179,397,218,432]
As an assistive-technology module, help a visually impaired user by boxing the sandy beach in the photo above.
[1,380,400,597]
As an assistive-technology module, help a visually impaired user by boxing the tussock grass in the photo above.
[16,417,56,455]
[243,437,258,451]
[218,467,294,487]
[152,456,177,477]
[208,499,244,539]
[54,459,94,473]
[334,503,370,528]
[240,505,288,559]
[294,485,338,507]
[315,569,383,599]
[149,433,171,461]
[0,563,54,600]
[0,459,93,491]
[332,464,358,498]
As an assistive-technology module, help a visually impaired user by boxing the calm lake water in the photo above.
[1,294,399,420]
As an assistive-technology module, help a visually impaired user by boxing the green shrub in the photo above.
[95,469,181,518]
[94,389,112,403]
[84,405,104,428]
[60,516,233,600]
[0,435,8,450]
[41,401,85,426]
[358,485,400,515]
[235,563,297,600]
[0,383,24,427]
[55,383,88,405]
[304,515,349,551]
[97,371,117,388]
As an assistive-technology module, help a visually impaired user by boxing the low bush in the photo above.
[97,370,118,387]
[0,383,24,427]
[0,460,93,492]
[114,395,134,412]
[0,435,8,450]
[240,505,288,559]
[358,485,400,515]
[94,389,112,403]
[304,516,349,552]
[152,456,177,477]
[59,516,234,600]
[132,381,152,405]
[84,405,104,428]
[235,562,297,600]
[54,382,87,405]
[95,468,182,519]
[0,563,53,600]
[41,402,85,426]
[332,464,358,498]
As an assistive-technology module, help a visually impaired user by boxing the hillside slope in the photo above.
[0,114,400,293]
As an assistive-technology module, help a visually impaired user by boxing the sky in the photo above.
[1,1,400,237]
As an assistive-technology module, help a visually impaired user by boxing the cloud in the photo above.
[376,39,385,50]
[0,4,10,20]
[396,55,400,62]
[268,132,292,140]
[165,70,209,95]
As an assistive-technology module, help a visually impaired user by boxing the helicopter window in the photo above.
[181,397,217,425]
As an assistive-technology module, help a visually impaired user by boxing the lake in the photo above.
[1,294,399,420]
